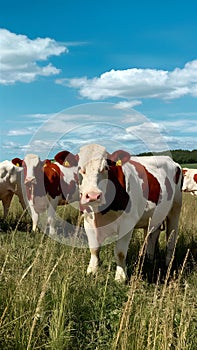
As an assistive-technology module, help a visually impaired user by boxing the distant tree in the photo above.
[138,149,197,164]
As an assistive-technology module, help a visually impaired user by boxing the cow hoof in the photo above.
[87,265,98,275]
[115,267,127,283]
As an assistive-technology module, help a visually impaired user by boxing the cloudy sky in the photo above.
[1,0,197,161]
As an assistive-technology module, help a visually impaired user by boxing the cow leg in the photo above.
[165,203,182,266]
[84,220,101,275]
[28,202,39,232]
[114,231,132,282]
[2,192,14,219]
[16,191,26,211]
[146,227,161,262]
[47,198,59,236]
[87,247,101,275]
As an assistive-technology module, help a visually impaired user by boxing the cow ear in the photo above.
[12,157,23,167]
[109,150,131,165]
[66,153,79,167]
[54,151,70,165]
[55,150,78,167]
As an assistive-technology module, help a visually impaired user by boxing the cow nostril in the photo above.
[85,192,102,201]
[25,177,36,184]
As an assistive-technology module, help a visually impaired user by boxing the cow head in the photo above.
[12,154,45,185]
[12,154,48,201]
[182,168,197,196]
[78,144,130,213]
[54,150,79,202]
[78,144,107,207]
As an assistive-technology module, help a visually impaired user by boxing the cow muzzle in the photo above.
[24,177,37,185]
[80,191,102,205]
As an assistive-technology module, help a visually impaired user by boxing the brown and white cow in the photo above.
[182,168,197,196]
[78,144,183,282]
[12,151,78,235]
[0,160,26,219]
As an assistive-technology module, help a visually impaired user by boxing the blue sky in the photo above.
[1,0,197,161]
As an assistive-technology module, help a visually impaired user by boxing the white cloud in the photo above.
[7,126,38,136]
[57,59,197,101]
[113,100,142,109]
[0,28,68,84]
[161,119,197,133]
[126,122,164,134]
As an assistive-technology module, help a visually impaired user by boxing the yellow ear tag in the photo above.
[116,159,122,166]
[16,163,20,167]
[43,163,48,168]
[64,160,70,167]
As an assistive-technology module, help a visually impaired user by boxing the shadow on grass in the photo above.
[126,229,197,284]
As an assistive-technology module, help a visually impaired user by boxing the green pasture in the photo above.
[0,194,197,350]
[181,163,197,169]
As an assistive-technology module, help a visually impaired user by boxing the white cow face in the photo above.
[23,154,42,185]
[78,157,109,206]
[182,168,197,196]
[78,144,109,207]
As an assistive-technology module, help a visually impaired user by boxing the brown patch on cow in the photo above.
[100,164,131,215]
[117,251,125,265]
[129,160,161,204]
[194,173,197,183]
[111,164,126,189]
[165,176,173,201]
[182,168,188,176]
[90,248,100,257]
[43,162,63,199]
[54,150,78,167]
[174,166,181,184]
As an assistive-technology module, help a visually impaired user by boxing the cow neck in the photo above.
[99,165,131,215]
[60,172,78,202]
[43,163,62,199]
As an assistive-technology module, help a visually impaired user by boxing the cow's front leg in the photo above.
[28,201,39,232]
[87,247,101,275]
[114,231,131,282]
[2,192,14,219]
[84,218,101,275]
[47,198,59,236]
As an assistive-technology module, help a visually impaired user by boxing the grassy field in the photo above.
[0,193,197,350]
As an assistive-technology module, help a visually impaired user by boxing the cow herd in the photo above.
[0,144,196,281]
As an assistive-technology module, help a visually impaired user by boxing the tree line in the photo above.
[138,149,197,164]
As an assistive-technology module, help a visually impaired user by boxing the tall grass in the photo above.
[0,193,196,349]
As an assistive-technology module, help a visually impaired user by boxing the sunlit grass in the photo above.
[0,193,196,349]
